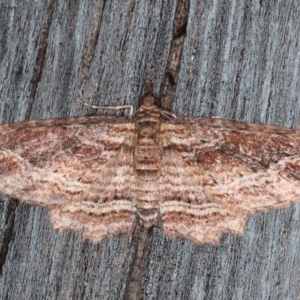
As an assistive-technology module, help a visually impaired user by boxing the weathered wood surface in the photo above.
[0,0,300,299]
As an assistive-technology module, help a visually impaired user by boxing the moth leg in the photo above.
[160,110,179,120]
[77,99,134,117]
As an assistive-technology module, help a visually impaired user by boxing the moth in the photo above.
[0,82,300,244]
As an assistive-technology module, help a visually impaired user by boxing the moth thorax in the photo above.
[138,94,161,108]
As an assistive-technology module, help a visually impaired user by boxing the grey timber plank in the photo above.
[0,0,299,299]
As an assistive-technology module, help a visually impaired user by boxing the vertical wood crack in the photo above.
[78,1,106,100]
[26,0,56,121]
[123,220,153,300]
[0,198,17,276]
[161,0,190,110]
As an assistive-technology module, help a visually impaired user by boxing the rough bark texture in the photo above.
[0,0,300,299]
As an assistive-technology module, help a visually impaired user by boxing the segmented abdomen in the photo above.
[134,106,161,227]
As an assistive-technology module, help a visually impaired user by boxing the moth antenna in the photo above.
[77,98,134,117]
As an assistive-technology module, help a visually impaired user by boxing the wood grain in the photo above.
[0,1,300,300]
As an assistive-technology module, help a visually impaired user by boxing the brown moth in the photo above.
[0,82,300,244]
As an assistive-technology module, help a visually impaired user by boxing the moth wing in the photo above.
[0,116,136,242]
[160,118,300,244]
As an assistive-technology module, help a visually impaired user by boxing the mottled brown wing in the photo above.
[160,118,300,244]
[0,116,136,242]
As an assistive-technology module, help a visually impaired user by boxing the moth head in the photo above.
[138,79,162,108]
